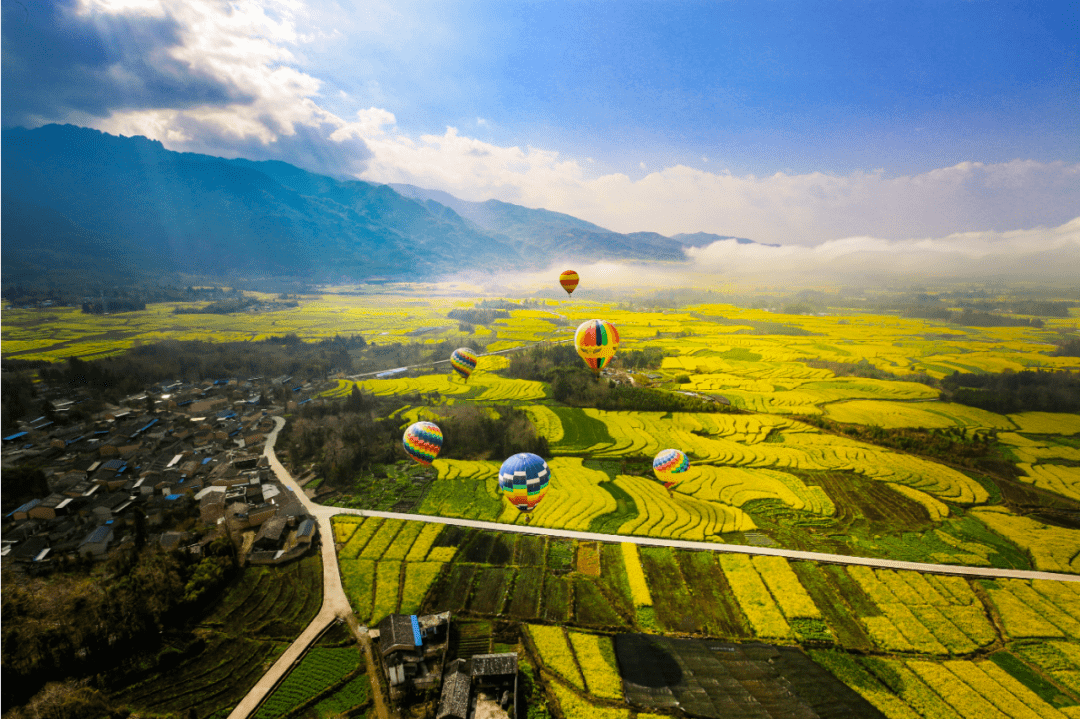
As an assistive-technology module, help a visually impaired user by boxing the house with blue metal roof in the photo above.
[377,612,451,697]
[79,525,114,557]
[8,498,42,520]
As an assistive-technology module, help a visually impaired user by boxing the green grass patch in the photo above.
[639,546,713,635]
[587,481,640,534]
[719,347,763,362]
[415,471,502,521]
[547,539,575,573]
[541,574,571,623]
[468,567,513,615]
[424,563,477,613]
[516,535,546,566]
[635,606,659,631]
[550,406,614,453]
[572,577,629,629]
[791,561,873,651]
[790,618,834,644]
[674,549,753,639]
[991,651,1078,708]
[595,543,634,616]
[508,566,544,620]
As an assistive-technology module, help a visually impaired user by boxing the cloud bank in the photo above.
[459,218,1080,295]
[3,0,1078,251]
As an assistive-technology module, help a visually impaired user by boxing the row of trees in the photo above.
[901,306,1047,327]
[282,386,549,487]
[941,369,1080,414]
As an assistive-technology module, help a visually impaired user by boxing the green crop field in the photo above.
[253,647,364,719]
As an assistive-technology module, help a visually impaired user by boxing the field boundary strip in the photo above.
[318,508,1080,583]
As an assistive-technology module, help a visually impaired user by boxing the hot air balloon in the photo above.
[574,319,619,375]
[498,452,551,515]
[653,448,689,491]
[450,347,478,380]
[403,421,443,466]
[559,270,580,295]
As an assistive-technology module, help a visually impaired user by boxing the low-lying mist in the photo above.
[448,216,1080,301]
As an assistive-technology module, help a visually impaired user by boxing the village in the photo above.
[1,374,328,570]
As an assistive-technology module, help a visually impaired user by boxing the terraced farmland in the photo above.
[114,555,323,718]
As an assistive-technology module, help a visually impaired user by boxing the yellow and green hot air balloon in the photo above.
[574,319,619,376]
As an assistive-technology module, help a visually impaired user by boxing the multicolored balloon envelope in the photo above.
[574,319,619,373]
[450,347,478,380]
[498,452,551,513]
[559,270,580,295]
[653,448,689,489]
[403,421,443,466]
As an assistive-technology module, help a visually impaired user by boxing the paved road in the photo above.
[319,506,1080,583]
[229,412,1080,718]
[226,417,356,719]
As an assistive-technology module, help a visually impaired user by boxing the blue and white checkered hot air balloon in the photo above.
[498,452,551,513]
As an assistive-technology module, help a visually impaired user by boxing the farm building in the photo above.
[437,660,471,719]
[376,612,451,698]
[436,653,518,719]
[79,525,114,558]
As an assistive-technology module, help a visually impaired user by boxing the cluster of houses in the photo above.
[1,375,328,570]
[372,612,519,719]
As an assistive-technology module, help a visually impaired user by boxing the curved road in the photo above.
[229,414,1080,719]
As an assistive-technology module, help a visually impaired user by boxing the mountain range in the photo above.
[1,124,760,288]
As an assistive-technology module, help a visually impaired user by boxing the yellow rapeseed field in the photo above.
[887,484,949,521]
[824,400,1013,429]
[1008,413,1080,435]
[496,457,615,530]
[1015,463,1080,503]
[676,465,835,515]
[972,507,1080,573]
[717,554,792,640]
[614,474,755,539]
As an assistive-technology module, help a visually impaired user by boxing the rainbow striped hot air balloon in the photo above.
[498,452,551,513]
[450,347,478,380]
[403,421,443,466]
[559,270,580,295]
[574,319,620,374]
[653,448,689,489]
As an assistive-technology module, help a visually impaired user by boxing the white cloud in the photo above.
[344,119,1080,246]
[683,217,1080,284]
[79,0,344,149]
[57,0,1080,251]
[456,217,1080,294]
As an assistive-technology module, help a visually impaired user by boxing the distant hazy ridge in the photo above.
[1,124,757,285]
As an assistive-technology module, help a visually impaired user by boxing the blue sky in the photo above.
[2,0,1078,246]
[311,1,1078,177]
